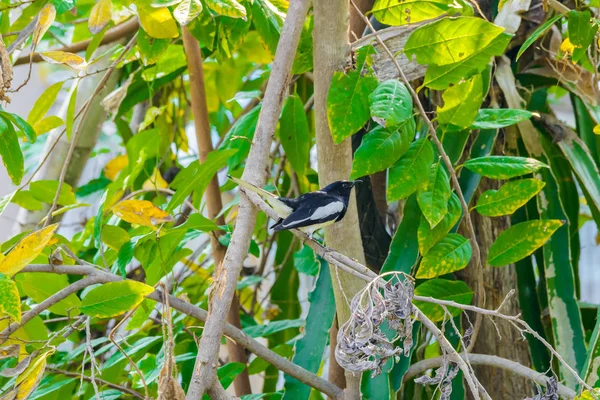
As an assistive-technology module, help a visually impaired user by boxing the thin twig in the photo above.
[48,368,145,399]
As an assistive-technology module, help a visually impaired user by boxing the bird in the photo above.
[228,176,360,238]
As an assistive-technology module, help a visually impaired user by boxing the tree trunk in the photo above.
[313,0,367,398]
[182,27,252,396]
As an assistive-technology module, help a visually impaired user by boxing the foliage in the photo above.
[0,0,599,399]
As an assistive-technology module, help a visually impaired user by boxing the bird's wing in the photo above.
[228,176,293,218]
[274,193,345,231]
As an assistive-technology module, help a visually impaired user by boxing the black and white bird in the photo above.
[228,176,360,238]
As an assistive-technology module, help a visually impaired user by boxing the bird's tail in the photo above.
[270,218,284,230]
[228,175,293,218]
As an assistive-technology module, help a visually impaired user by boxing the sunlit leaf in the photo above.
[372,0,455,26]
[11,191,44,211]
[418,193,461,254]
[0,224,58,276]
[0,274,21,322]
[463,156,549,179]
[16,273,81,316]
[387,138,434,201]
[112,199,174,227]
[27,81,64,126]
[104,154,129,180]
[80,280,155,318]
[33,116,64,135]
[416,233,472,278]
[30,180,77,205]
[173,0,203,26]
[138,6,180,39]
[32,4,56,47]
[417,161,452,227]
[437,74,483,130]
[205,0,246,19]
[89,0,112,34]
[488,220,563,266]
[13,350,52,399]
[414,279,473,322]
[279,95,310,175]
[39,51,87,70]
[65,79,78,140]
[475,179,545,217]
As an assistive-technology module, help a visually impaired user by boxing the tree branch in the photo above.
[403,354,576,399]
[18,264,345,400]
[182,26,251,396]
[184,0,312,397]
[47,368,145,400]
[13,18,139,66]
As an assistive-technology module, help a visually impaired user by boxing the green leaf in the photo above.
[417,161,452,227]
[172,213,219,233]
[101,225,130,251]
[80,280,155,318]
[217,362,247,390]
[368,80,412,127]
[252,0,283,57]
[283,259,335,399]
[243,318,304,338]
[11,190,44,211]
[387,138,434,201]
[414,279,473,322]
[382,194,420,274]
[405,17,505,66]
[350,120,415,180]
[137,5,179,39]
[65,79,78,141]
[371,0,455,26]
[293,245,319,276]
[516,14,562,60]
[27,81,64,126]
[418,193,461,255]
[568,10,597,63]
[422,32,512,90]
[30,180,77,206]
[475,179,545,217]
[220,105,261,169]
[137,29,170,66]
[0,274,21,322]
[327,70,378,144]
[0,112,36,143]
[463,156,549,179]
[33,116,64,136]
[103,336,162,369]
[470,109,533,130]
[169,149,237,211]
[437,74,483,131]
[205,0,246,19]
[0,116,24,185]
[488,220,563,266]
[280,95,310,175]
[15,273,81,316]
[584,308,600,387]
[416,233,472,279]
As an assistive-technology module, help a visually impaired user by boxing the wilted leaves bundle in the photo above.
[335,274,415,376]
[414,359,460,400]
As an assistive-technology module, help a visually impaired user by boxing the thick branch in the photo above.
[182,26,251,396]
[18,264,344,399]
[404,354,576,399]
[185,0,311,397]
[14,18,139,66]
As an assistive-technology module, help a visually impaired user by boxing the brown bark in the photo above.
[182,27,251,396]
[313,0,367,398]
[349,0,374,40]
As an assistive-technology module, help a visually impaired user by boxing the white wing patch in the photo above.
[281,201,344,228]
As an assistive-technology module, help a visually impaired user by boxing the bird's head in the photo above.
[322,180,361,197]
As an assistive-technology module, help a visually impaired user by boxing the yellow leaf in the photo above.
[112,199,174,227]
[0,224,58,276]
[32,4,56,47]
[138,6,179,39]
[14,350,53,400]
[39,51,87,70]
[560,37,575,55]
[33,116,64,136]
[89,0,113,34]
[594,124,600,135]
[142,168,168,190]
[104,154,129,180]
[205,0,246,19]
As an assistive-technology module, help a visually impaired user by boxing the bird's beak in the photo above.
[351,180,362,187]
